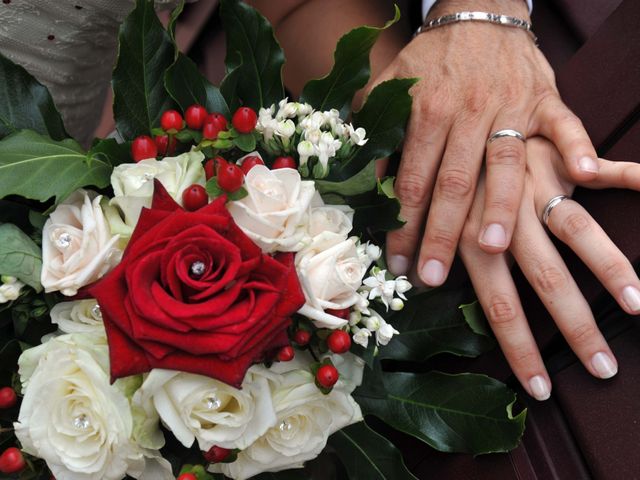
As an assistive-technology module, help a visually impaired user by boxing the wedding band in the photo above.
[542,195,570,226]
[487,129,526,144]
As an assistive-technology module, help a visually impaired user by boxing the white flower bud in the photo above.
[352,327,372,348]
[348,311,362,326]
[376,320,399,346]
[390,298,404,311]
[276,119,296,139]
[361,314,381,331]
[366,244,382,261]
[297,140,316,166]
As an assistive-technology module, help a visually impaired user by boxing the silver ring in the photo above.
[542,195,570,226]
[487,129,526,144]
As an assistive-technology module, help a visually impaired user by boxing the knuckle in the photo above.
[599,258,627,283]
[487,142,525,168]
[425,227,458,253]
[463,90,489,117]
[488,195,518,217]
[486,294,519,327]
[533,264,568,295]
[436,168,474,202]
[568,322,598,346]
[561,212,591,239]
[512,349,539,368]
[396,177,429,208]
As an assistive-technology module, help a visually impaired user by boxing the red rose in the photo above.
[90,181,304,387]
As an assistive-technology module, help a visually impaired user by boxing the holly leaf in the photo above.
[0,53,67,141]
[379,287,495,363]
[0,130,112,205]
[220,0,285,109]
[329,421,417,480]
[336,78,417,179]
[351,177,404,235]
[165,53,230,116]
[113,0,177,140]
[0,223,42,292]
[354,369,526,454]
[300,5,400,117]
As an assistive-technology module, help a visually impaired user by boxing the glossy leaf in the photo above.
[0,224,42,292]
[113,0,177,140]
[351,177,404,235]
[316,160,376,197]
[354,369,526,454]
[300,6,400,117]
[89,138,131,167]
[0,53,67,140]
[329,421,417,480]
[220,0,285,109]
[0,130,112,204]
[253,470,309,480]
[379,287,495,362]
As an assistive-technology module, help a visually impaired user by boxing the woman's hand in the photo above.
[458,137,640,400]
[379,0,600,287]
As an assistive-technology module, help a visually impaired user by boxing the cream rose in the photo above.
[307,194,354,238]
[227,165,315,252]
[41,190,122,296]
[133,365,278,452]
[50,299,104,334]
[14,334,171,480]
[296,232,372,329]
[109,150,206,235]
[210,354,362,480]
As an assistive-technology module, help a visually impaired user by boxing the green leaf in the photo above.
[460,300,493,338]
[89,138,131,166]
[380,287,495,363]
[316,160,376,196]
[220,0,285,109]
[233,133,256,152]
[220,62,243,113]
[113,0,177,140]
[354,370,526,454]
[0,53,67,141]
[165,53,230,116]
[252,470,309,480]
[206,177,223,197]
[300,6,400,117]
[337,78,417,179]
[168,1,185,46]
[0,224,42,291]
[0,130,112,205]
[351,177,404,235]
[227,187,248,201]
[329,421,417,480]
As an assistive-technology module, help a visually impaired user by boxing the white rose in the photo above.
[109,150,206,233]
[50,299,104,334]
[0,276,23,303]
[307,195,353,238]
[134,365,278,452]
[41,190,122,296]
[210,358,362,480]
[14,334,171,480]
[296,233,372,328]
[227,165,315,252]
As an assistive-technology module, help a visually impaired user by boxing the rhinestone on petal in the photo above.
[206,396,221,410]
[73,414,90,429]
[55,232,72,249]
[91,304,102,320]
[279,420,292,432]
[190,261,206,277]
[143,172,154,181]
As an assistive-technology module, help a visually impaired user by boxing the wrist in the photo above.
[428,0,530,21]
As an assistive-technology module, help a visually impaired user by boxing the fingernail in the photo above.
[622,285,640,313]
[591,352,617,379]
[578,156,599,173]
[420,259,446,286]
[479,223,507,248]
[528,375,551,401]
[388,255,409,275]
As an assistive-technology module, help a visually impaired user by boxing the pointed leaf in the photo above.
[354,370,526,454]
[113,0,177,140]
[0,224,42,292]
[220,0,284,109]
[253,470,309,480]
[316,159,376,196]
[329,421,417,480]
[165,53,230,116]
[300,6,400,117]
[89,138,132,167]
[380,287,495,362]
[0,130,112,204]
[0,53,67,140]
[351,177,403,235]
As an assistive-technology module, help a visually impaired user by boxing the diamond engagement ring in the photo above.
[541,194,570,226]
[487,129,527,144]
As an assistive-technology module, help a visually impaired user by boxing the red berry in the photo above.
[160,109,183,132]
[205,113,228,131]
[185,104,208,130]
[204,159,216,180]
[0,447,26,474]
[272,156,297,170]
[182,184,208,211]
[232,107,257,134]
[277,346,295,362]
[204,445,232,463]
[325,308,350,320]
[0,387,17,409]
[131,135,157,162]
[240,155,264,174]
[293,329,311,346]
[316,365,339,389]
[177,474,197,480]
[217,163,244,193]
[154,135,176,156]
[327,330,351,354]
[202,122,222,140]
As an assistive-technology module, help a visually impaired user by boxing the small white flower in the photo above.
[275,119,296,139]
[0,276,23,303]
[366,244,382,261]
[316,132,342,173]
[395,277,412,299]
[304,128,322,145]
[376,319,400,346]
[352,327,372,348]
[361,314,381,332]
[346,124,368,146]
[296,103,313,117]
[348,311,362,326]
[297,140,315,167]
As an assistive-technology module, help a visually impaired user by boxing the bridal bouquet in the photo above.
[0,1,526,479]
